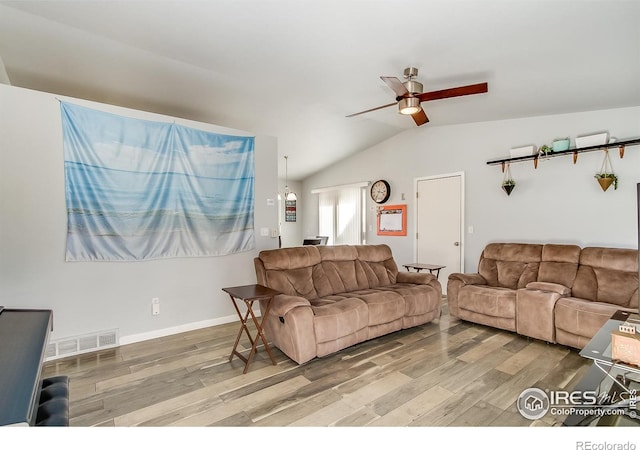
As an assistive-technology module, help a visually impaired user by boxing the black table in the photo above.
[0,308,53,426]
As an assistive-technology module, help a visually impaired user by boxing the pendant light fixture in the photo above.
[283,155,297,201]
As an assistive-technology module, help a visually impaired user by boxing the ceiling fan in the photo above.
[346,67,488,126]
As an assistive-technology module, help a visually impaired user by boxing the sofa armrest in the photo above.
[269,294,311,317]
[525,281,570,296]
[446,273,487,318]
[397,271,437,285]
[448,273,487,286]
[260,294,316,364]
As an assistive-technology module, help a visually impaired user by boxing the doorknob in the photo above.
[454,242,460,246]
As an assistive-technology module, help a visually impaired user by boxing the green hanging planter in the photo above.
[501,163,515,196]
[502,181,516,196]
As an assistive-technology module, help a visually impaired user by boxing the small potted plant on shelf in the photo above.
[538,144,553,157]
[552,137,570,152]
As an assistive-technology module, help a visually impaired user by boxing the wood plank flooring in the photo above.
[43,303,592,427]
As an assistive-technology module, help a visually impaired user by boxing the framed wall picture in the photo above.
[285,199,297,222]
[376,204,407,236]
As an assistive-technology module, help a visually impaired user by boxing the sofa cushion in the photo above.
[379,283,441,317]
[260,245,321,270]
[496,261,534,289]
[265,267,319,299]
[259,246,323,298]
[309,297,369,344]
[572,247,639,308]
[458,285,516,319]
[317,244,359,261]
[342,289,405,326]
[478,243,541,289]
[538,244,581,287]
[482,242,542,262]
[318,260,369,295]
[355,244,398,287]
[554,297,622,341]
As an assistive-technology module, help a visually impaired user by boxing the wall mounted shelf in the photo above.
[486,137,640,172]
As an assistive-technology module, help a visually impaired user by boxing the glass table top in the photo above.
[580,310,640,375]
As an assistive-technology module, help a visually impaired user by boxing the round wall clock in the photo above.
[370,179,391,204]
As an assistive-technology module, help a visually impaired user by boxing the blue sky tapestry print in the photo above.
[61,102,255,261]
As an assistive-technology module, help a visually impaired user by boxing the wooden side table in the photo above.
[402,263,446,279]
[222,284,279,374]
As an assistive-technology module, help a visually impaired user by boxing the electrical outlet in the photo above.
[152,297,160,316]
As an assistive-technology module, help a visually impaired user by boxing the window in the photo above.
[315,183,367,245]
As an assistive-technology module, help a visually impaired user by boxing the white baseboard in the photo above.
[119,314,239,346]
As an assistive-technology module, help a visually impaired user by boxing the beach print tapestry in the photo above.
[61,102,255,261]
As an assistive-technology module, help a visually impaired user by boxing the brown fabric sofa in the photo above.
[447,242,638,349]
[254,244,442,364]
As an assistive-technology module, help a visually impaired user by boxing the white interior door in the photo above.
[415,174,463,287]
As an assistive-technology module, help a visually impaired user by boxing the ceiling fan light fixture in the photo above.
[398,97,421,115]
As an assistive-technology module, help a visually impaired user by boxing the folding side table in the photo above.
[402,263,446,279]
[221,284,279,374]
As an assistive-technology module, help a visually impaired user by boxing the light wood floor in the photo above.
[43,304,592,427]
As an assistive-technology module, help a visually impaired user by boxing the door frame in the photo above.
[413,171,465,273]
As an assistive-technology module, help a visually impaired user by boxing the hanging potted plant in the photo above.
[595,172,618,191]
[594,149,618,192]
[501,163,516,196]
[502,179,516,196]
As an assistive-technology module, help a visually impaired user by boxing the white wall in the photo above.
[302,107,640,275]
[0,84,279,344]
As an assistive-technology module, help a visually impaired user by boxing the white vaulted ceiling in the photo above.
[0,0,639,179]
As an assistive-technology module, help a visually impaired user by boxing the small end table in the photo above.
[222,284,280,374]
[402,263,446,279]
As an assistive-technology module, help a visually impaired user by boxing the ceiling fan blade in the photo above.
[381,76,409,98]
[346,101,397,118]
[417,82,488,102]
[411,109,429,126]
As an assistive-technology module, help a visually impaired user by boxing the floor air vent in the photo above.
[45,329,119,361]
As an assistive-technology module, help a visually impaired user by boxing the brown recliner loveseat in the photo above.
[447,242,638,349]
[254,244,442,364]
